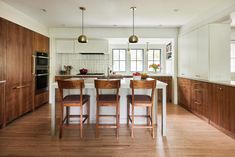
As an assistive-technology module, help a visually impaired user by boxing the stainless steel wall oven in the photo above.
[34,52,49,94]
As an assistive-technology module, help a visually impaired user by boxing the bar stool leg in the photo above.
[80,106,83,138]
[87,100,90,124]
[59,106,64,138]
[151,105,155,139]
[131,104,134,138]
[127,99,130,126]
[147,106,150,126]
[66,106,70,125]
[96,103,99,138]
[116,103,119,138]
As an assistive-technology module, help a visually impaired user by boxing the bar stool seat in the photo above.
[98,94,120,103]
[127,95,151,105]
[63,95,90,105]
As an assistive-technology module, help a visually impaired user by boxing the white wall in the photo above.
[232,28,235,40]
[0,0,48,36]
[179,1,235,35]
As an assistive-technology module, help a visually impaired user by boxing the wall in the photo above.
[56,53,109,75]
[179,1,235,35]
[0,0,48,36]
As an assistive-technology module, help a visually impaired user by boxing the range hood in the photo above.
[80,52,104,55]
[76,39,108,54]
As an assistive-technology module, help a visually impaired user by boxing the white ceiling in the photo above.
[2,0,234,28]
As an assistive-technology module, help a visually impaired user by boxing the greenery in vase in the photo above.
[149,63,160,72]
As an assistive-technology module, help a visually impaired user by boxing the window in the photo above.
[112,49,126,72]
[130,49,144,71]
[231,43,235,73]
[147,49,161,71]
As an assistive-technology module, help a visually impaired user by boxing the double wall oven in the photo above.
[34,52,49,94]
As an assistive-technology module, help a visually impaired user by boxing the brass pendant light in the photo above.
[129,7,138,43]
[78,7,88,43]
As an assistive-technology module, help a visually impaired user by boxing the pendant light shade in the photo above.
[129,7,138,43]
[78,7,88,43]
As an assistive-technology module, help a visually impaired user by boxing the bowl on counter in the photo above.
[79,68,88,75]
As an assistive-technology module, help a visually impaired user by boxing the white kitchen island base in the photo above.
[49,78,167,137]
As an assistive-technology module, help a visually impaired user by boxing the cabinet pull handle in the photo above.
[194,101,200,104]
[195,75,200,77]
[218,87,223,91]
[181,73,185,75]
[13,85,30,89]
[0,80,6,84]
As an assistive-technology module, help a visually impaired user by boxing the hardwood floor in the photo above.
[0,103,235,157]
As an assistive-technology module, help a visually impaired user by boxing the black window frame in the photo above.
[112,49,127,72]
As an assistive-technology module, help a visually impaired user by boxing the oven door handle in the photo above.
[34,56,49,59]
[32,55,36,75]
[36,73,49,76]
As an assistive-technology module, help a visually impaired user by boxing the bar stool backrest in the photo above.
[57,79,85,103]
[130,79,156,101]
[94,79,121,101]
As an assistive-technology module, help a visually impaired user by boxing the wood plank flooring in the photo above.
[0,103,235,157]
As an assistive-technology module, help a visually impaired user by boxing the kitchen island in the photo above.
[49,78,168,137]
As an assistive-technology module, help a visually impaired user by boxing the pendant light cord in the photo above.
[132,7,135,35]
[82,9,84,35]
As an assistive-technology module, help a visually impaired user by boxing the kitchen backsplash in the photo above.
[56,53,110,75]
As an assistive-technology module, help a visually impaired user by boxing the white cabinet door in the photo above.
[56,39,74,53]
[209,24,231,81]
[178,30,197,78]
[187,30,197,78]
[178,36,188,77]
[197,25,209,80]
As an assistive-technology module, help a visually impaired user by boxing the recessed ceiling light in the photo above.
[40,8,47,13]
[173,9,179,12]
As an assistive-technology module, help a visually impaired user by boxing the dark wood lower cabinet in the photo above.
[6,82,33,123]
[0,83,5,127]
[230,87,235,134]
[178,78,191,110]
[151,76,172,102]
[178,77,235,139]
[35,91,49,108]
[191,80,209,121]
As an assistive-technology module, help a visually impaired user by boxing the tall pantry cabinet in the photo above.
[5,20,33,123]
[0,18,6,127]
[0,17,49,125]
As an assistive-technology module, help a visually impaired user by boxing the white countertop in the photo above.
[55,73,172,77]
[52,77,168,89]
[178,75,235,87]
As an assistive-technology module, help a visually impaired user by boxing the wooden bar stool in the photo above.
[127,79,156,138]
[94,79,121,138]
[57,79,90,138]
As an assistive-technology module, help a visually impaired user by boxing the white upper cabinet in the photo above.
[74,39,108,54]
[178,23,230,81]
[197,25,209,80]
[56,39,75,53]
